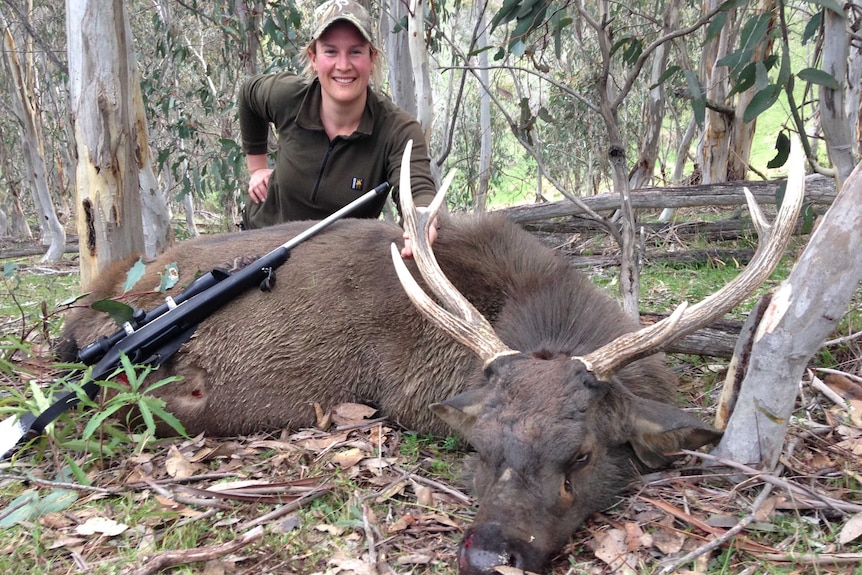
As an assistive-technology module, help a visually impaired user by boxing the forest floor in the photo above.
[1,214,861,575]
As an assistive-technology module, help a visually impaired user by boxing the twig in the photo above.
[238,487,331,530]
[657,471,775,574]
[683,450,862,514]
[0,473,115,494]
[812,366,862,385]
[392,466,473,505]
[127,525,264,575]
[822,330,862,348]
[808,369,853,409]
[124,471,239,488]
[141,477,230,510]
[362,500,379,572]
[757,552,862,564]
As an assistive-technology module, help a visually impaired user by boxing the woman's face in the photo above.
[309,21,377,107]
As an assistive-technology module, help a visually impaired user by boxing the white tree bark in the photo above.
[67,0,145,289]
[629,3,677,190]
[1,8,65,261]
[820,6,857,189]
[714,156,862,469]
[476,2,491,212]
[384,0,417,116]
[407,0,433,139]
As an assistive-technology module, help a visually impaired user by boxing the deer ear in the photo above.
[430,386,495,441]
[626,396,723,469]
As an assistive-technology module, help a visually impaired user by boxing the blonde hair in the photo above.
[301,36,385,89]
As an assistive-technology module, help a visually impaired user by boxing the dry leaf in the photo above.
[839,512,862,545]
[331,403,378,426]
[294,431,349,452]
[824,372,862,400]
[387,514,417,533]
[155,494,183,510]
[326,552,375,575]
[414,483,434,507]
[314,402,332,430]
[75,516,128,537]
[165,445,197,478]
[624,522,652,551]
[417,512,460,529]
[396,552,433,565]
[47,536,86,550]
[331,447,365,468]
[38,512,73,530]
[315,523,345,536]
[592,529,637,575]
[849,399,862,428]
[201,560,227,575]
[494,567,541,575]
[650,516,686,555]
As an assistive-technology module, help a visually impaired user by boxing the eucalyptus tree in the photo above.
[66,0,152,288]
[713,1,862,470]
[485,0,723,317]
[0,5,64,260]
[131,0,303,233]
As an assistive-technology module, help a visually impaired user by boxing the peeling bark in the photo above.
[714,158,862,468]
[67,0,145,289]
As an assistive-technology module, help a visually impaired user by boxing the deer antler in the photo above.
[390,141,518,367]
[579,139,806,380]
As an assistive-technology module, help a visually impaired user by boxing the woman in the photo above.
[238,0,438,255]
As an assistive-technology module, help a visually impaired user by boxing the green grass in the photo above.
[3,217,861,575]
[1,259,80,339]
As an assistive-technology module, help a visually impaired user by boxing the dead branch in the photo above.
[501,173,836,223]
[683,450,862,514]
[127,525,264,575]
[237,487,332,531]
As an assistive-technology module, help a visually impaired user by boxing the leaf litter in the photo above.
[1,271,862,573]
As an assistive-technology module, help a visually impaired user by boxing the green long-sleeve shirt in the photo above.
[238,73,436,228]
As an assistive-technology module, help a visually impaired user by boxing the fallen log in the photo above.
[0,241,79,259]
[641,312,742,359]
[501,174,835,223]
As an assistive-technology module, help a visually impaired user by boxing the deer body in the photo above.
[60,214,673,439]
[62,146,805,575]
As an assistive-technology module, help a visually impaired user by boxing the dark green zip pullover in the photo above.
[238,73,436,229]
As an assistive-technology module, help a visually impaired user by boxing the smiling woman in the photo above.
[237,0,438,244]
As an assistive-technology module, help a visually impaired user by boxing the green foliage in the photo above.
[122,258,147,292]
[0,485,78,529]
[766,132,791,169]
[71,353,187,449]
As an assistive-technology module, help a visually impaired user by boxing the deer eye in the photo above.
[571,451,591,470]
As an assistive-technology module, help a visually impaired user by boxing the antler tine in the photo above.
[580,137,807,381]
[391,140,517,366]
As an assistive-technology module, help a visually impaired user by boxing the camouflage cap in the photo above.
[311,0,374,44]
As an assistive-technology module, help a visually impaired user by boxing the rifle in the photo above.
[0,182,391,460]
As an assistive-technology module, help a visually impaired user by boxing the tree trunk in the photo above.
[698,0,734,184]
[384,0,417,116]
[713,157,862,469]
[476,2,491,212]
[407,0,433,139]
[66,0,145,289]
[629,3,677,190]
[727,0,776,180]
[1,8,65,261]
[820,6,858,189]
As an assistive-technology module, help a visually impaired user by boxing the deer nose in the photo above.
[457,526,529,575]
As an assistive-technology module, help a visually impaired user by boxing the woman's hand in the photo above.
[248,168,274,203]
[401,212,438,259]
